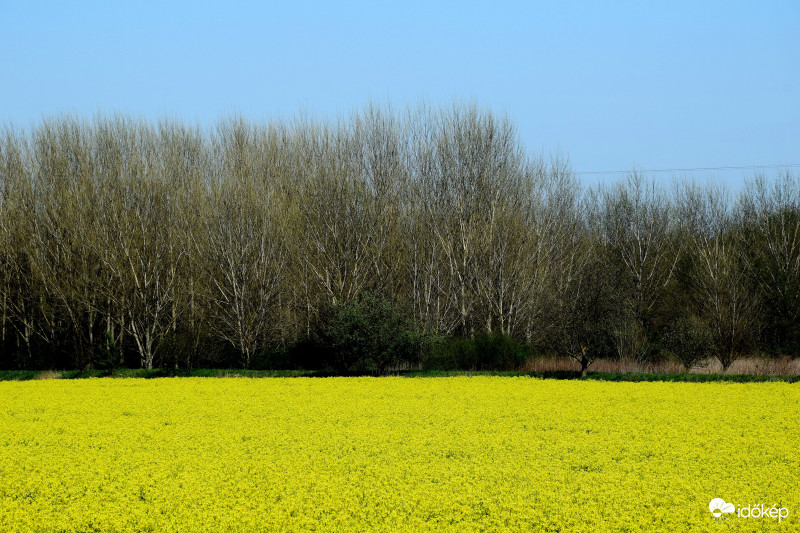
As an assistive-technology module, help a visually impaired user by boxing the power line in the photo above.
[575,163,800,176]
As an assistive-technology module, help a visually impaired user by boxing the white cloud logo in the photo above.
[709,498,735,518]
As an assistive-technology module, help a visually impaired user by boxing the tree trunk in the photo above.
[579,347,590,377]
[2,293,6,343]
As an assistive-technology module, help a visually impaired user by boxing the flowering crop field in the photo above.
[0,378,798,532]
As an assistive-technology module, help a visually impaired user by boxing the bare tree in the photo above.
[427,105,526,335]
[740,173,800,352]
[546,193,607,376]
[25,118,113,367]
[0,145,41,363]
[288,118,385,308]
[402,104,459,334]
[678,182,759,371]
[90,121,185,370]
[595,173,680,362]
[192,119,286,367]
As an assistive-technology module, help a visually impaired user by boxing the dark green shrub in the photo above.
[475,333,533,369]
[661,315,715,370]
[250,345,293,370]
[423,332,533,371]
[314,294,423,375]
[91,332,119,372]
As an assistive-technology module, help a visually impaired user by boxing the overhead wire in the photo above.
[575,163,800,175]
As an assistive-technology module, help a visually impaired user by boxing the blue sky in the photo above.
[1,0,797,188]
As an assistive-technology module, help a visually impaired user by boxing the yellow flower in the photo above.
[0,377,797,532]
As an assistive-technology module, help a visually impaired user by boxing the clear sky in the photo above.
[1,0,798,188]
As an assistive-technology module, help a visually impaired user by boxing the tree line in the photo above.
[0,105,798,373]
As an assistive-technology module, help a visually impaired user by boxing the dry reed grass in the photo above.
[34,370,63,380]
[520,355,800,375]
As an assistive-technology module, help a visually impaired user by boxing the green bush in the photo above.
[314,294,423,375]
[661,315,715,370]
[90,332,119,372]
[250,345,293,370]
[423,332,533,371]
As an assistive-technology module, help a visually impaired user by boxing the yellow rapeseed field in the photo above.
[0,377,798,532]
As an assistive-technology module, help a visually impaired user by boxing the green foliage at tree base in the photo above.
[422,332,535,371]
